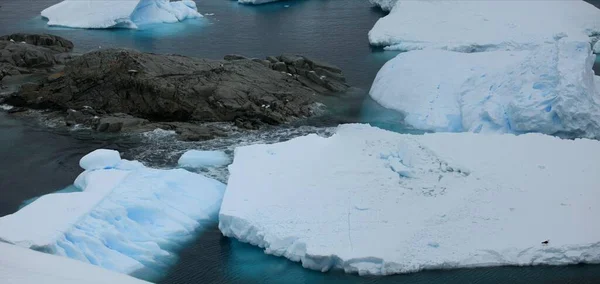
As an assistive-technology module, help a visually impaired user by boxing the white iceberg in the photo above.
[369,0,397,12]
[41,0,202,29]
[219,124,600,275]
[369,39,600,138]
[368,0,600,51]
[178,150,231,169]
[0,242,148,284]
[0,149,226,277]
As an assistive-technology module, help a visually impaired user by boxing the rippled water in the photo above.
[1,0,600,283]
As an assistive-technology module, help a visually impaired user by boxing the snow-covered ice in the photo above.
[80,149,122,170]
[0,149,225,277]
[0,242,148,284]
[178,150,231,169]
[369,0,397,12]
[369,39,600,138]
[219,124,600,275]
[368,1,600,51]
[41,0,202,29]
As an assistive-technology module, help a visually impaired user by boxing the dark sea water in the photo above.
[1,0,600,283]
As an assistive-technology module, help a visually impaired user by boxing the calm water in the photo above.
[1,0,600,283]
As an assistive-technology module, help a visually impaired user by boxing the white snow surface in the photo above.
[369,39,600,138]
[368,0,600,51]
[178,150,231,168]
[0,150,226,276]
[219,124,600,275]
[41,0,202,29]
[369,0,397,12]
[80,149,122,170]
[0,242,148,284]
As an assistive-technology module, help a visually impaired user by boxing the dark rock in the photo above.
[314,67,346,82]
[0,34,73,53]
[279,55,302,64]
[272,62,287,72]
[224,54,248,61]
[305,58,342,74]
[252,58,271,68]
[266,56,279,63]
[287,65,297,74]
[7,106,27,113]
[307,71,325,85]
[15,49,349,128]
[95,115,148,133]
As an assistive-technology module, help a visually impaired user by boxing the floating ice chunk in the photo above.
[369,40,600,138]
[178,150,231,169]
[0,242,149,284]
[41,0,202,29]
[219,124,600,275]
[79,149,121,170]
[369,1,600,51]
[0,149,226,279]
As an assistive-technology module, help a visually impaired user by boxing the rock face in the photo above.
[0,34,73,81]
[15,49,349,128]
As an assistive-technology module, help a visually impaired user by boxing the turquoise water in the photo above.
[1,1,600,283]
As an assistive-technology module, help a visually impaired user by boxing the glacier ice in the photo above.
[594,41,600,54]
[219,124,600,275]
[369,0,397,12]
[41,0,202,29]
[178,150,231,169]
[368,39,600,138]
[0,149,226,277]
[0,242,149,284]
[368,0,600,51]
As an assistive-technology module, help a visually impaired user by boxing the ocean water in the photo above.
[1,0,600,283]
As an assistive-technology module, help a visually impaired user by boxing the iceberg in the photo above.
[368,1,600,51]
[0,149,226,278]
[0,242,148,284]
[368,39,600,138]
[594,41,600,54]
[41,0,202,29]
[219,124,600,275]
[369,0,397,12]
[178,150,231,169]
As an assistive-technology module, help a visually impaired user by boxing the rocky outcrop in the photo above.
[0,34,73,81]
[13,48,349,130]
[0,34,74,53]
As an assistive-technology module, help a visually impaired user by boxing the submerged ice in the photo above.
[0,149,225,278]
[219,124,600,275]
[369,39,600,138]
[41,0,202,29]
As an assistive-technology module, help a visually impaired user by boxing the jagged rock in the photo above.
[266,56,279,63]
[14,49,349,128]
[307,71,325,85]
[0,34,73,53]
[272,62,287,72]
[224,54,248,61]
[95,115,148,133]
